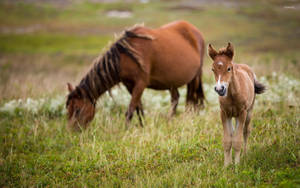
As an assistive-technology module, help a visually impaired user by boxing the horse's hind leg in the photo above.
[186,75,205,111]
[243,111,252,155]
[168,87,180,117]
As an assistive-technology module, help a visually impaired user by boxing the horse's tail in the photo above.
[186,31,205,109]
[254,80,266,94]
[186,73,205,109]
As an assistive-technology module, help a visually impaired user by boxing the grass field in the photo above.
[0,0,299,187]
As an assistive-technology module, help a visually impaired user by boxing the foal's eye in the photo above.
[227,67,231,72]
[211,68,214,72]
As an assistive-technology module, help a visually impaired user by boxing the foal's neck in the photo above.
[228,64,240,97]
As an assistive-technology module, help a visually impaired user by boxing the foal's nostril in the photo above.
[214,86,217,92]
[221,85,225,91]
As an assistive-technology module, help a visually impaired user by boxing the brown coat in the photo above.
[208,43,265,166]
[66,20,205,130]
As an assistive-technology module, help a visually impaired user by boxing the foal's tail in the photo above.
[254,80,266,94]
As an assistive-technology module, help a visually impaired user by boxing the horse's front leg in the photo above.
[233,110,247,165]
[168,87,180,118]
[221,110,233,167]
[136,101,144,127]
[126,81,146,126]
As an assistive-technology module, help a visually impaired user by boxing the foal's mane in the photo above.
[215,45,233,59]
[217,48,228,56]
[67,27,153,105]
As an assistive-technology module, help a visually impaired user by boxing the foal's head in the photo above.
[208,42,234,97]
[66,83,95,131]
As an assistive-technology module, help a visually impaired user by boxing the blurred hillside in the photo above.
[0,0,299,99]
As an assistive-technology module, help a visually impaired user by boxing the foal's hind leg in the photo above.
[243,111,252,155]
[168,87,180,117]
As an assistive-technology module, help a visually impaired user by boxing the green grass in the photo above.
[0,34,111,54]
[0,0,299,187]
[0,95,299,187]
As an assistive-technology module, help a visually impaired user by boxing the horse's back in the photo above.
[129,21,204,89]
[158,20,204,53]
[130,20,203,55]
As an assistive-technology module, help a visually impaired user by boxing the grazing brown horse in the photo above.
[66,20,205,130]
[208,43,266,166]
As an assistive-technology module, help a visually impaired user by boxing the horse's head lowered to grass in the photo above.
[208,42,234,97]
[66,83,96,130]
[65,28,152,130]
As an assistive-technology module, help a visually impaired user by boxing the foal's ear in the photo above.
[208,44,218,60]
[225,42,234,59]
[67,83,74,93]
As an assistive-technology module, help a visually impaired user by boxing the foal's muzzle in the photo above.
[214,85,226,96]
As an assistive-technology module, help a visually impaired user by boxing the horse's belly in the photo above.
[149,52,200,89]
[149,61,199,89]
[148,76,190,89]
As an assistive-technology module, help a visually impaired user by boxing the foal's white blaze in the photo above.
[218,61,223,66]
[215,74,229,96]
[216,75,222,90]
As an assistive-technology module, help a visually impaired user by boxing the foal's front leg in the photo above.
[221,111,233,167]
[233,110,247,164]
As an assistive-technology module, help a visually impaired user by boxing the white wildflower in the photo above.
[23,98,40,114]
[49,96,64,113]
[0,100,20,114]
[0,74,299,116]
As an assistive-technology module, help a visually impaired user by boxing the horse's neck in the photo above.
[79,74,120,104]
[77,29,149,103]
[79,56,121,103]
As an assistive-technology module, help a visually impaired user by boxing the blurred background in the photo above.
[0,1,300,186]
[0,0,299,100]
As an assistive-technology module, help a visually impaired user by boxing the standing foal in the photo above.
[208,43,265,166]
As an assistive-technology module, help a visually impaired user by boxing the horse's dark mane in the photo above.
[67,28,153,105]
